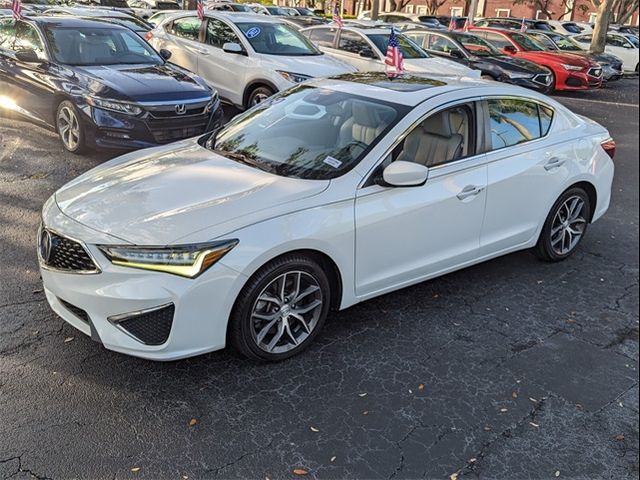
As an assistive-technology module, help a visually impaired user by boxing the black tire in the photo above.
[55,100,87,154]
[229,254,331,361]
[246,85,275,109]
[533,187,591,262]
[544,71,556,94]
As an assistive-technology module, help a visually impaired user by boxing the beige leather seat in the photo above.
[397,110,464,167]
[338,101,386,147]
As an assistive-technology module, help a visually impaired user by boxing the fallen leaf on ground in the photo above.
[293,468,308,475]
[511,391,518,399]
[330,456,336,462]
[449,472,459,480]
[555,471,560,477]
[468,458,477,463]
[615,434,625,441]
[358,393,367,397]
[529,397,538,403]
[418,384,425,391]
[310,426,319,432]
[483,425,492,431]
[64,337,74,343]
[131,467,141,473]
[500,408,508,413]
[362,411,369,415]
[530,422,539,428]
[188,418,198,427]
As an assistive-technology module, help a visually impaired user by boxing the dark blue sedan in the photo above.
[0,16,223,153]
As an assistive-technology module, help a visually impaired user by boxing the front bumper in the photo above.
[39,199,247,361]
[80,98,224,151]
[555,69,603,91]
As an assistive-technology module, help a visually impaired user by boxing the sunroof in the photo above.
[329,72,448,92]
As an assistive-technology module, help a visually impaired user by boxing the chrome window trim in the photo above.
[37,224,102,275]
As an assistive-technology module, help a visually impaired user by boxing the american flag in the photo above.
[447,18,456,31]
[332,3,343,28]
[384,28,404,77]
[463,18,472,32]
[520,17,527,32]
[197,0,204,20]
[11,0,22,20]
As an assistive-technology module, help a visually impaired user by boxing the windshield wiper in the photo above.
[213,149,277,174]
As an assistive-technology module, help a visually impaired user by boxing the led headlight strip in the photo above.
[98,240,238,278]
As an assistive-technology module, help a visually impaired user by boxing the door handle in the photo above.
[195,48,210,56]
[544,157,566,171]
[457,185,485,201]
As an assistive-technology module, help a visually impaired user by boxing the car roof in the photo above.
[201,12,286,24]
[26,15,130,29]
[307,72,525,107]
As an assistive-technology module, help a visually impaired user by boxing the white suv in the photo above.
[149,12,356,108]
[300,25,478,77]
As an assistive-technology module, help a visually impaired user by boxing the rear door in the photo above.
[479,97,571,254]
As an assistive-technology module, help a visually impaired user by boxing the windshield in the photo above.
[367,33,428,58]
[236,22,321,55]
[626,35,639,48]
[44,26,162,66]
[296,8,315,16]
[266,6,289,16]
[562,23,583,34]
[549,33,583,51]
[95,17,151,32]
[511,33,546,51]
[451,32,501,56]
[102,0,129,7]
[208,86,407,180]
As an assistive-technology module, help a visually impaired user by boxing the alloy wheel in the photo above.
[250,92,270,107]
[250,271,323,354]
[57,106,80,151]
[550,195,587,256]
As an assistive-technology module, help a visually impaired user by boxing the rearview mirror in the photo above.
[223,42,244,54]
[382,161,429,187]
[15,49,41,64]
[503,45,518,54]
[159,48,172,60]
[359,47,377,59]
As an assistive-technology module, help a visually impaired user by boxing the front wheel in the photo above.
[229,254,331,361]
[246,85,275,109]
[533,188,591,262]
[56,100,86,154]
[544,71,556,94]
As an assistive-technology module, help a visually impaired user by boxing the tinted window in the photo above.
[482,32,512,49]
[367,33,428,58]
[15,22,46,59]
[511,33,545,51]
[530,33,556,49]
[452,33,501,56]
[305,27,337,48]
[170,17,201,41]
[205,18,240,48]
[562,23,582,34]
[424,34,462,56]
[0,19,16,51]
[338,30,368,54]
[488,99,552,150]
[237,22,320,55]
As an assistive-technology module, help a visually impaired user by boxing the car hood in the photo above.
[404,57,479,76]
[475,55,549,73]
[259,53,357,77]
[71,63,212,102]
[54,141,330,245]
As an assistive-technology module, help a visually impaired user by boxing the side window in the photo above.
[606,35,628,47]
[15,22,46,59]
[338,30,368,54]
[205,18,241,49]
[392,103,476,168]
[531,34,555,49]
[483,32,512,49]
[488,99,552,150]
[0,19,16,51]
[426,35,460,55]
[304,28,337,48]
[170,17,202,42]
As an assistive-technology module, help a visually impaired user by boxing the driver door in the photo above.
[354,100,488,298]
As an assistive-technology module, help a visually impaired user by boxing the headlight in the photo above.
[505,71,534,79]
[561,64,583,71]
[86,97,143,116]
[98,240,238,278]
[276,71,313,83]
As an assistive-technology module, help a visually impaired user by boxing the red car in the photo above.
[469,27,603,91]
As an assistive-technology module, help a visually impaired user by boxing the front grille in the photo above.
[148,105,208,118]
[565,77,584,87]
[146,115,210,144]
[533,74,551,86]
[58,298,90,324]
[39,229,98,273]
[588,67,603,77]
[113,304,175,345]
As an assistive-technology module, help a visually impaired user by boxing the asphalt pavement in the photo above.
[0,80,638,480]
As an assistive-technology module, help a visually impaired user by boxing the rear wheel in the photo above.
[246,85,275,109]
[533,188,591,262]
[56,100,86,154]
[229,254,331,361]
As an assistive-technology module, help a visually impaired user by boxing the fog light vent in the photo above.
[109,304,175,345]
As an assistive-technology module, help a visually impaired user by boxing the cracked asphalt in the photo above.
[0,81,638,480]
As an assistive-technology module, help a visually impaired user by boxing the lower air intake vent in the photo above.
[112,304,175,345]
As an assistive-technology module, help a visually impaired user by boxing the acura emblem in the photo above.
[40,229,52,263]
[175,104,187,115]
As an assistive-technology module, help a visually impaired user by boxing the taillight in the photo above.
[145,31,153,41]
[601,138,616,159]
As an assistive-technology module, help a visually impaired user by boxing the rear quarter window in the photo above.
[488,99,554,150]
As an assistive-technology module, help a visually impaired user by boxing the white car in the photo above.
[300,25,478,76]
[127,0,180,20]
[573,32,639,73]
[39,74,615,362]
[545,20,587,36]
[148,12,356,108]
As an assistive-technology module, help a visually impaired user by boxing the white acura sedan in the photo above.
[39,74,615,362]
[148,12,356,108]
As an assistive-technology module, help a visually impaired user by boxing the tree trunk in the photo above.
[617,0,639,24]
[371,0,379,20]
[590,0,615,54]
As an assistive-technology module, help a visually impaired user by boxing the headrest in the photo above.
[351,101,382,128]
[422,110,453,137]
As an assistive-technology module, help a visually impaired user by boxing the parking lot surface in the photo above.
[0,81,638,479]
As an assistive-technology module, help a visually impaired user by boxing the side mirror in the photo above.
[359,47,377,59]
[223,42,244,54]
[382,161,429,187]
[503,45,518,55]
[449,49,464,58]
[159,48,172,60]
[15,49,41,64]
